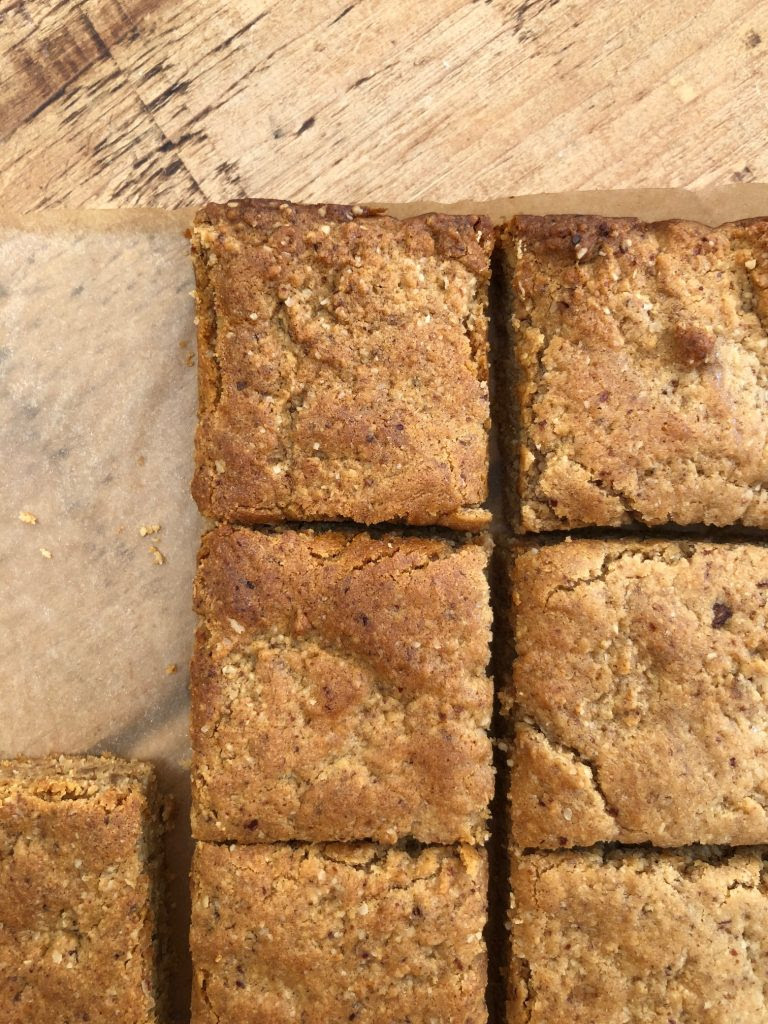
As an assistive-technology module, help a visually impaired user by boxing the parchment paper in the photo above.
[2,184,768,1021]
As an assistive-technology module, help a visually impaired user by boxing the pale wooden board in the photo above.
[2,0,768,212]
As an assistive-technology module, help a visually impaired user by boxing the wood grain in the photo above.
[1,0,767,210]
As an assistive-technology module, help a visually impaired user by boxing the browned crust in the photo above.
[195,197,383,225]
[498,213,768,532]
[0,755,168,1023]
[499,212,644,259]
[191,199,492,529]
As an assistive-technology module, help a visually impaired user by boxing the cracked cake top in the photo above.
[504,538,768,848]
[190,525,494,844]
[509,845,768,1024]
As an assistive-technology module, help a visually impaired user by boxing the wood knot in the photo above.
[673,323,715,366]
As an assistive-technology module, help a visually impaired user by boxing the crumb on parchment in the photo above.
[149,545,166,566]
[165,664,178,676]
[139,523,161,537]
[18,511,37,524]
[39,548,52,559]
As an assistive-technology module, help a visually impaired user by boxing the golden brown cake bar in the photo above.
[505,538,768,848]
[0,755,167,1024]
[510,846,768,1024]
[190,525,494,844]
[190,841,488,1024]
[498,214,768,532]
[191,199,492,529]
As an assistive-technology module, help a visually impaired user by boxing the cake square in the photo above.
[0,755,166,1023]
[509,846,768,1024]
[498,214,768,532]
[191,199,492,529]
[190,841,488,1024]
[190,525,493,844]
[505,538,768,848]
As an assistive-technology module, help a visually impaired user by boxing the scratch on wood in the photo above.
[141,62,168,82]
[330,3,355,25]
[20,82,70,126]
[350,73,374,89]
[147,80,190,113]
[511,0,561,34]
[177,129,209,146]
[209,11,270,55]
[80,12,110,59]
[732,165,755,182]
[347,62,396,91]
[296,115,316,135]
[216,160,243,187]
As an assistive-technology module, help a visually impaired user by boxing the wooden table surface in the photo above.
[2,0,767,211]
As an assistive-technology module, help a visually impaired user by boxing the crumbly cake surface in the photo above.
[190,841,488,1024]
[498,214,768,532]
[190,525,493,844]
[510,846,768,1024]
[505,539,768,848]
[0,755,165,1024]
[191,199,492,529]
